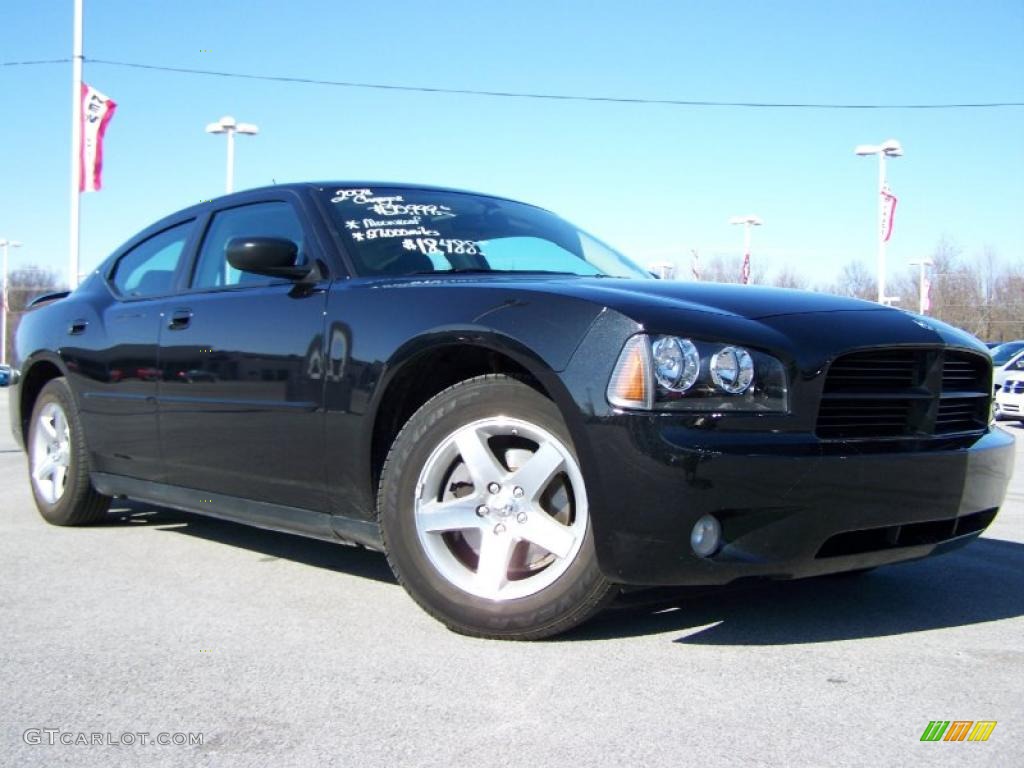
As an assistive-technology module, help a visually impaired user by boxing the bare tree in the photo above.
[771,266,808,290]
[3,265,65,363]
[699,254,766,285]
[887,239,1023,340]
[827,260,877,300]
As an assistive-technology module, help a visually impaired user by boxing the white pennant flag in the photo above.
[80,83,117,192]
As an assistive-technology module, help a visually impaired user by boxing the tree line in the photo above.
[689,239,1024,342]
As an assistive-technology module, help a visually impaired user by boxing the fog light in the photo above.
[691,514,722,557]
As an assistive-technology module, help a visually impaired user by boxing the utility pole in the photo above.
[909,259,933,315]
[729,215,763,284]
[855,139,903,305]
[206,116,259,193]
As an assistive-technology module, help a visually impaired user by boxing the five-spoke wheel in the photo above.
[30,401,71,504]
[379,375,615,639]
[414,416,588,601]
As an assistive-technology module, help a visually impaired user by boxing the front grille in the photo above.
[1003,379,1024,395]
[817,399,914,438]
[935,397,988,433]
[816,348,990,440]
[823,350,918,393]
[942,354,988,392]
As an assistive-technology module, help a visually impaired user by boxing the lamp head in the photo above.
[880,139,903,156]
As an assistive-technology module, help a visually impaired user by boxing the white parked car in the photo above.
[994,349,1024,394]
[995,376,1024,424]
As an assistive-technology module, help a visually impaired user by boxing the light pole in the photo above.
[855,139,903,304]
[205,116,258,193]
[729,215,762,284]
[1,238,23,367]
[909,258,933,315]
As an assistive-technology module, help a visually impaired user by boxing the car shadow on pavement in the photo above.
[103,501,398,585]
[565,537,1024,644]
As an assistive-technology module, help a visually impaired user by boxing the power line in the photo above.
[4,56,1023,110]
[1,58,72,67]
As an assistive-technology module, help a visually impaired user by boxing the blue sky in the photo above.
[1,0,1022,287]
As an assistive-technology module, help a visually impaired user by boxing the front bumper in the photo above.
[584,420,1015,586]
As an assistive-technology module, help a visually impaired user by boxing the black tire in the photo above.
[378,374,616,640]
[27,378,111,526]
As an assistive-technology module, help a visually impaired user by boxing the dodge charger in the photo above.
[5,182,1015,639]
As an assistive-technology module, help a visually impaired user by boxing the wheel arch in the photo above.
[367,333,582,497]
[16,354,70,449]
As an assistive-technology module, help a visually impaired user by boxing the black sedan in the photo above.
[4,183,1015,639]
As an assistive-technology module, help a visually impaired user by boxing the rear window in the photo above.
[110,221,193,298]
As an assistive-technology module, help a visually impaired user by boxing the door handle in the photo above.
[68,319,88,335]
[167,309,193,331]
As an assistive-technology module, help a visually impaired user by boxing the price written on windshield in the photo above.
[402,238,480,256]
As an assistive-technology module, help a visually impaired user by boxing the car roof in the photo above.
[190,181,535,213]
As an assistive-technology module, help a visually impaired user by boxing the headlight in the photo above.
[652,336,700,392]
[710,346,754,394]
[607,334,789,412]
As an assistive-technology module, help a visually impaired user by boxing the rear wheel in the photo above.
[28,378,110,526]
[378,375,615,639]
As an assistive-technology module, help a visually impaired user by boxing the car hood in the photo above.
[536,278,882,320]
[371,274,988,358]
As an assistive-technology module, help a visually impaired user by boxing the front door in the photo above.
[157,199,329,511]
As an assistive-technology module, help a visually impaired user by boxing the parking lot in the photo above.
[1,386,1021,767]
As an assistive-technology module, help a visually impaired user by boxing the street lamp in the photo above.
[855,139,903,304]
[729,215,763,284]
[1,238,23,367]
[205,115,259,194]
[909,258,933,315]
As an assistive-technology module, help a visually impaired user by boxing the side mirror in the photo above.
[225,237,318,282]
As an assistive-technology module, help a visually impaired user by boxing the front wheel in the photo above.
[378,375,615,639]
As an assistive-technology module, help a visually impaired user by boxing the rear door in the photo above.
[156,196,330,511]
[73,219,196,481]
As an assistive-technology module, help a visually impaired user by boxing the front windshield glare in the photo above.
[324,187,650,279]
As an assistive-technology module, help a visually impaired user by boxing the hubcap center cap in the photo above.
[489,489,521,519]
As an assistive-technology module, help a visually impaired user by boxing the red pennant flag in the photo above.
[80,83,117,192]
[880,183,898,242]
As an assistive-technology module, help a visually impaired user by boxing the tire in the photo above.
[27,378,111,526]
[378,374,616,640]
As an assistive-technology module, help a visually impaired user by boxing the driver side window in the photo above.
[191,202,305,289]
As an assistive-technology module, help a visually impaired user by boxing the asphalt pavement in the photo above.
[1,387,1022,767]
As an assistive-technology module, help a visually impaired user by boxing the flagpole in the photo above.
[69,0,83,290]
[877,150,886,305]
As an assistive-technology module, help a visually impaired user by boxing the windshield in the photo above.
[991,341,1024,365]
[323,187,651,279]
